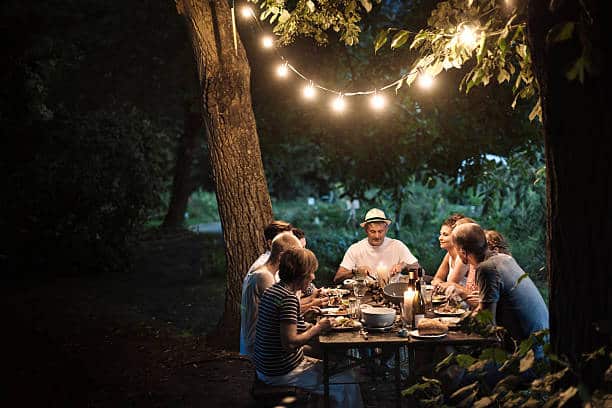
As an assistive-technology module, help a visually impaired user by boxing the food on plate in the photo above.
[331,317,360,328]
[417,318,448,336]
[322,305,348,315]
[322,288,350,297]
[437,303,460,313]
[327,296,343,306]
[432,294,447,303]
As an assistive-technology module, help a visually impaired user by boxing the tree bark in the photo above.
[175,0,273,346]
[162,102,202,229]
[527,1,611,361]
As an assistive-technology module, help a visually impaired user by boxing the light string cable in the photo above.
[238,2,418,98]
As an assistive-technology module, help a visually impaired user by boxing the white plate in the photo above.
[321,307,349,316]
[433,308,466,317]
[409,329,447,339]
[437,317,461,325]
[322,288,350,296]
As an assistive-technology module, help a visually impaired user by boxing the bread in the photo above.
[417,318,448,335]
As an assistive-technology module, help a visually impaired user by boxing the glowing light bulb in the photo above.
[331,95,346,112]
[262,36,274,49]
[370,93,386,110]
[459,26,478,48]
[241,6,254,18]
[303,84,316,99]
[276,63,289,77]
[418,73,434,89]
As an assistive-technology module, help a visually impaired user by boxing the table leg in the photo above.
[395,348,401,408]
[324,349,330,408]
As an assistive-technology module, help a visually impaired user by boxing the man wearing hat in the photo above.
[333,208,419,284]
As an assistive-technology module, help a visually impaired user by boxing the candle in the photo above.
[403,289,415,328]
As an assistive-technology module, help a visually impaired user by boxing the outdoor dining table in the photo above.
[318,312,499,408]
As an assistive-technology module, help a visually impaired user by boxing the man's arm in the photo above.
[333,266,353,283]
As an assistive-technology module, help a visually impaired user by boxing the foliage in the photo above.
[2,108,170,275]
[405,311,612,407]
[250,0,603,123]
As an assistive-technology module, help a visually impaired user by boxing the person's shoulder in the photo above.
[348,238,369,250]
[386,237,409,248]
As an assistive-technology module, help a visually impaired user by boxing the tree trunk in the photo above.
[162,102,202,229]
[175,0,273,346]
[527,1,611,362]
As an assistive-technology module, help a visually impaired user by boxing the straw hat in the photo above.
[359,208,392,228]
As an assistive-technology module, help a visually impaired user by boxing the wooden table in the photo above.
[318,325,498,408]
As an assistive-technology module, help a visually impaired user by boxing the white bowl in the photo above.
[361,307,396,328]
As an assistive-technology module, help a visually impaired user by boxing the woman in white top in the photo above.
[431,215,476,290]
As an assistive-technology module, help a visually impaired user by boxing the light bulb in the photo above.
[370,94,386,110]
[262,36,274,49]
[303,84,316,99]
[459,26,478,48]
[240,6,254,18]
[331,96,346,112]
[417,73,434,89]
[276,63,289,77]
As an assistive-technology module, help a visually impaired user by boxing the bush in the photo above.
[2,108,171,276]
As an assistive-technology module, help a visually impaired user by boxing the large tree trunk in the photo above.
[162,102,202,229]
[527,1,611,362]
[175,0,273,346]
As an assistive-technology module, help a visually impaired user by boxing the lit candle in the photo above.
[403,288,415,328]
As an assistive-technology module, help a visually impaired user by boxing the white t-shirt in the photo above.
[339,237,418,279]
[248,251,270,275]
[239,265,276,356]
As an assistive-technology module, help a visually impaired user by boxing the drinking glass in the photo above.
[353,278,367,298]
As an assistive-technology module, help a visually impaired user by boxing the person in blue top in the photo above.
[452,223,549,353]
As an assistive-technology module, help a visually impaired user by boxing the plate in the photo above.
[431,295,447,303]
[331,320,362,331]
[437,317,461,325]
[409,329,447,339]
[322,288,350,297]
[433,308,466,317]
[321,307,349,316]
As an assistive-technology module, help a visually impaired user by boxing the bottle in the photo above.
[413,276,426,327]
[417,267,427,305]
[398,268,410,284]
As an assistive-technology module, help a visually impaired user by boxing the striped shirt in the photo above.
[252,282,304,376]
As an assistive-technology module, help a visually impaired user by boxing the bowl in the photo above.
[383,282,411,305]
[361,307,396,328]
[343,279,356,289]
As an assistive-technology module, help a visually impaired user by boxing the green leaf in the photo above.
[359,0,373,12]
[518,336,534,357]
[479,347,509,364]
[519,349,535,373]
[497,68,510,84]
[374,30,388,54]
[456,354,477,368]
[566,56,586,82]
[278,10,290,24]
[390,30,410,49]
[475,309,494,325]
[435,352,455,372]
[547,21,575,43]
[510,273,529,291]
[449,381,479,406]
[476,32,486,63]
[473,395,497,408]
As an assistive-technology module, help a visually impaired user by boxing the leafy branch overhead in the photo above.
[248,0,597,123]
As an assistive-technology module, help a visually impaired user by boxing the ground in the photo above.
[2,230,401,407]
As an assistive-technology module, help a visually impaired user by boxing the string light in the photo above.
[303,82,316,99]
[331,95,346,112]
[418,73,434,89]
[240,6,254,18]
[276,62,289,77]
[370,92,386,110]
[262,36,274,49]
[459,26,478,48]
